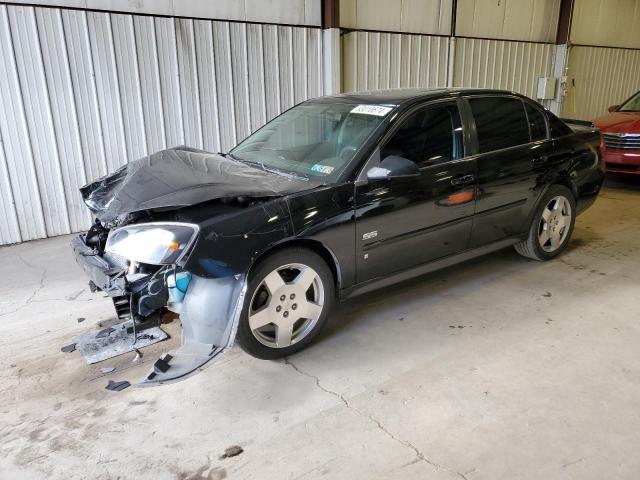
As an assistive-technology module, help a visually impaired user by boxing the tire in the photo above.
[514,185,576,261]
[236,247,335,359]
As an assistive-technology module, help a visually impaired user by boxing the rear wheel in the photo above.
[237,248,335,359]
[514,185,576,261]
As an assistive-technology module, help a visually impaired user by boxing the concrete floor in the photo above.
[1,177,640,480]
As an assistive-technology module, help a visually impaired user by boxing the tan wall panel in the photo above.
[571,0,640,49]
[456,0,561,42]
[563,46,640,120]
[340,0,452,35]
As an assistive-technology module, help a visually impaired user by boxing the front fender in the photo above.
[181,198,293,278]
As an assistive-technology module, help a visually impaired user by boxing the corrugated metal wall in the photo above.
[342,31,450,92]
[453,38,556,106]
[342,33,557,108]
[0,4,324,245]
[563,46,640,120]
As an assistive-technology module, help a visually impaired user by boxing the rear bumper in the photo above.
[603,150,640,174]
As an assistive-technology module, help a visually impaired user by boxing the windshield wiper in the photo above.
[228,153,309,181]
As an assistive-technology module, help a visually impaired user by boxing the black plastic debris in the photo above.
[77,317,86,323]
[105,380,131,392]
[219,445,244,459]
[132,349,143,363]
[61,343,76,353]
[154,354,173,373]
[96,327,115,338]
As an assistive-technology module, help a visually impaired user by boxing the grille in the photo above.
[603,133,640,150]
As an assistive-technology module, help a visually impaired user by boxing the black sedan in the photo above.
[72,88,605,383]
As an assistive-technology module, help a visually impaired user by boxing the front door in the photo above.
[354,100,476,283]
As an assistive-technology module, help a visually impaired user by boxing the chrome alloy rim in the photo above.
[248,263,325,348]
[538,195,572,253]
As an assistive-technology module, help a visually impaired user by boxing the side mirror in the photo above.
[608,105,620,113]
[366,155,419,180]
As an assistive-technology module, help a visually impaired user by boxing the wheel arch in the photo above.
[522,180,577,236]
[552,176,579,201]
[248,238,342,292]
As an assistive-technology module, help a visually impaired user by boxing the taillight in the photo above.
[599,132,605,151]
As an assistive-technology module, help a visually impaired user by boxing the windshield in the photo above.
[230,102,395,181]
[619,91,640,112]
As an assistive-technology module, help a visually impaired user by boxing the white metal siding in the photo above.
[342,33,556,108]
[563,46,640,120]
[453,38,556,105]
[342,31,450,92]
[0,4,323,245]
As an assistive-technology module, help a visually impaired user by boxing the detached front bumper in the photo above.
[71,233,248,385]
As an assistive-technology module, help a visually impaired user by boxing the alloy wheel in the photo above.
[248,263,325,348]
[538,195,572,253]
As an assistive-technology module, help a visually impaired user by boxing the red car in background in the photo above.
[592,90,640,175]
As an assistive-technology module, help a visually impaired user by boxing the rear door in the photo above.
[354,99,477,282]
[465,96,549,247]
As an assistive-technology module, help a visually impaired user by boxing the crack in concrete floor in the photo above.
[284,357,470,480]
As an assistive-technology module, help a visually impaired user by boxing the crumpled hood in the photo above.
[80,146,310,223]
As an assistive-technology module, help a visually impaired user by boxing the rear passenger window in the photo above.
[525,103,547,141]
[469,97,530,153]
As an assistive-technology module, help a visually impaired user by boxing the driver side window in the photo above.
[381,103,463,167]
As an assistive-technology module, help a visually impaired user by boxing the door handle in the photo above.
[451,174,475,186]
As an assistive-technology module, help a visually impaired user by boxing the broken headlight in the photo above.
[105,222,199,265]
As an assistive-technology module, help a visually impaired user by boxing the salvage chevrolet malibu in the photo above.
[72,88,605,383]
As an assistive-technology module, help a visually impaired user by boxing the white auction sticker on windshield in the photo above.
[311,164,335,175]
[350,105,393,116]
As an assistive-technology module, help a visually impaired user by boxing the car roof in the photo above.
[308,87,521,106]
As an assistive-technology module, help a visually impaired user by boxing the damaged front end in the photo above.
[71,219,247,384]
[70,146,308,385]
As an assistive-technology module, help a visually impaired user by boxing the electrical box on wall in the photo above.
[537,77,556,100]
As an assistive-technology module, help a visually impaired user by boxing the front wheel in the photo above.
[514,185,576,261]
[236,248,335,359]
